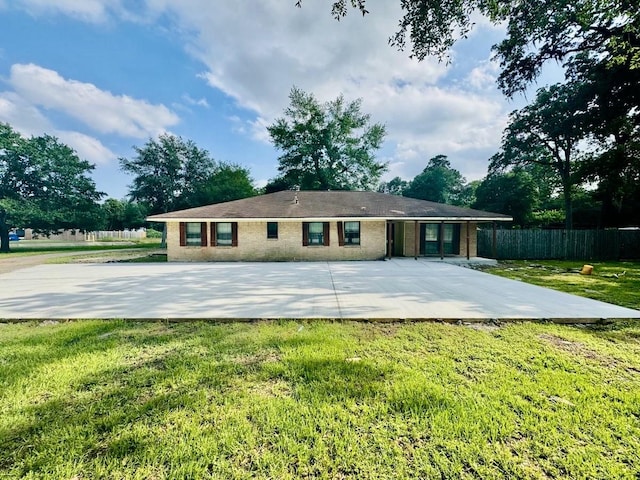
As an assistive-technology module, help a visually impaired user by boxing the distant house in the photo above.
[147,190,512,262]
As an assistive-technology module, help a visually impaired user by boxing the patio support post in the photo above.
[439,221,444,260]
[492,221,497,259]
[466,221,470,260]
[414,220,419,260]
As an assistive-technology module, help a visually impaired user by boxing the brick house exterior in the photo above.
[148,191,511,262]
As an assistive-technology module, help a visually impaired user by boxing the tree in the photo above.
[267,87,387,191]
[0,123,103,252]
[120,133,216,215]
[456,180,481,208]
[490,84,588,229]
[473,172,537,227]
[377,176,408,196]
[190,163,257,205]
[120,133,216,245]
[573,60,640,227]
[101,199,147,231]
[403,155,464,204]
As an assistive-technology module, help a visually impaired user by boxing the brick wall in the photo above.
[166,220,387,262]
[459,222,478,258]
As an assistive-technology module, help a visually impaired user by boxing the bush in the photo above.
[146,228,163,238]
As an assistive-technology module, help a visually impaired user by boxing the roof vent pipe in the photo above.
[294,194,299,204]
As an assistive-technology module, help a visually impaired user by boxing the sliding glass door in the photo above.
[420,223,460,255]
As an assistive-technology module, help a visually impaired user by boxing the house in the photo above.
[147,190,512,262]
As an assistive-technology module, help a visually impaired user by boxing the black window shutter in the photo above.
[337,221,344,246]
[419,224,426,255]
[200,222,208,246]
[210,222,217,247]
[302,222,309,246]
[179,222,186,246]
[323,222,330,246]
[231,222,238,247]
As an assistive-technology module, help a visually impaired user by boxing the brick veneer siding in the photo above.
[459,222,478,258]
[166,220,387,262]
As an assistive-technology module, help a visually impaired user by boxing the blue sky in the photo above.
[0,1,532,199]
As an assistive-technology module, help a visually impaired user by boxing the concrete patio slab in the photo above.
[1,260,638,321]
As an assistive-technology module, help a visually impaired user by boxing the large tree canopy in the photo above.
[101,199,147,231]
[473,172,538,227]
[190,163,257,206]
[120,133,216,215]
[0,123,103,252]
[403,155,465,204]
[267,87,386,191]
[490,83,588,229]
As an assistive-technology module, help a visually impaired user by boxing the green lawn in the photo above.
[2,240,161,257]
[481,260,640,310]
[2,320,640,479]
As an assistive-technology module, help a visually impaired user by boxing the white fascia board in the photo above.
[147,216,512,223]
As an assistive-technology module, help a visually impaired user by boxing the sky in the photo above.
[0,0,534,200]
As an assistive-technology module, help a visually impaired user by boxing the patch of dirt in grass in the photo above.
[539,333,638,373]
[248,378,292,398]
[463,322,502,332]
[233,352,281,367]
[67,252,153,263]
[505,436,553,480]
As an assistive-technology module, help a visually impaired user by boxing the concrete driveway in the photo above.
[1,259,639,321]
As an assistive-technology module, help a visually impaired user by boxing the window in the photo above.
[179,222,207,247]
[308,222,324,245]
[338,221,361,246]
[216,222,233,246]
[302,222,329,246]
[267,222,278,239]
[186,223,201,246]
[210,222,238,247]
[343,221,360,245]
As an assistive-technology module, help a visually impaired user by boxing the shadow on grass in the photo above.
[1,344,234,475]
[1,321,403,476]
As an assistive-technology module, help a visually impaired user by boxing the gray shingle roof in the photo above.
[147,191,512,221]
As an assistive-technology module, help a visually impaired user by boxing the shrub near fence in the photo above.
[478,229,640,260]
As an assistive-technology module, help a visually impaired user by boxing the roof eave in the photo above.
[147,216,513,222]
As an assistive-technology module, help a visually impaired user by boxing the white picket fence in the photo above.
[85,230,147,241]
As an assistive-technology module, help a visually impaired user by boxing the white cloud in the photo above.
[138,1,511,180]
[182,94,209,108]
[0,91,117,165]
[149,1,448,117]
[15,0,121,23]
[8,1,515,182]
[0,91,52,135]
[9,63,179,138]
[56,131,117,165]
[466,60,501,91]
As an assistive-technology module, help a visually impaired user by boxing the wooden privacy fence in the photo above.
[477,229,640,260]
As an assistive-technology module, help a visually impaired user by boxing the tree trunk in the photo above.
[563,184,573,230]
[161,223,167,248]
[0,209,10,253]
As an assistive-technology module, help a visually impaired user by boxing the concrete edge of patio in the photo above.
[1,316,635,324]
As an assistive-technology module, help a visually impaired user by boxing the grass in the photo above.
[2,320,640,479]
[2,239,161,257]
[480,260,640,310]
